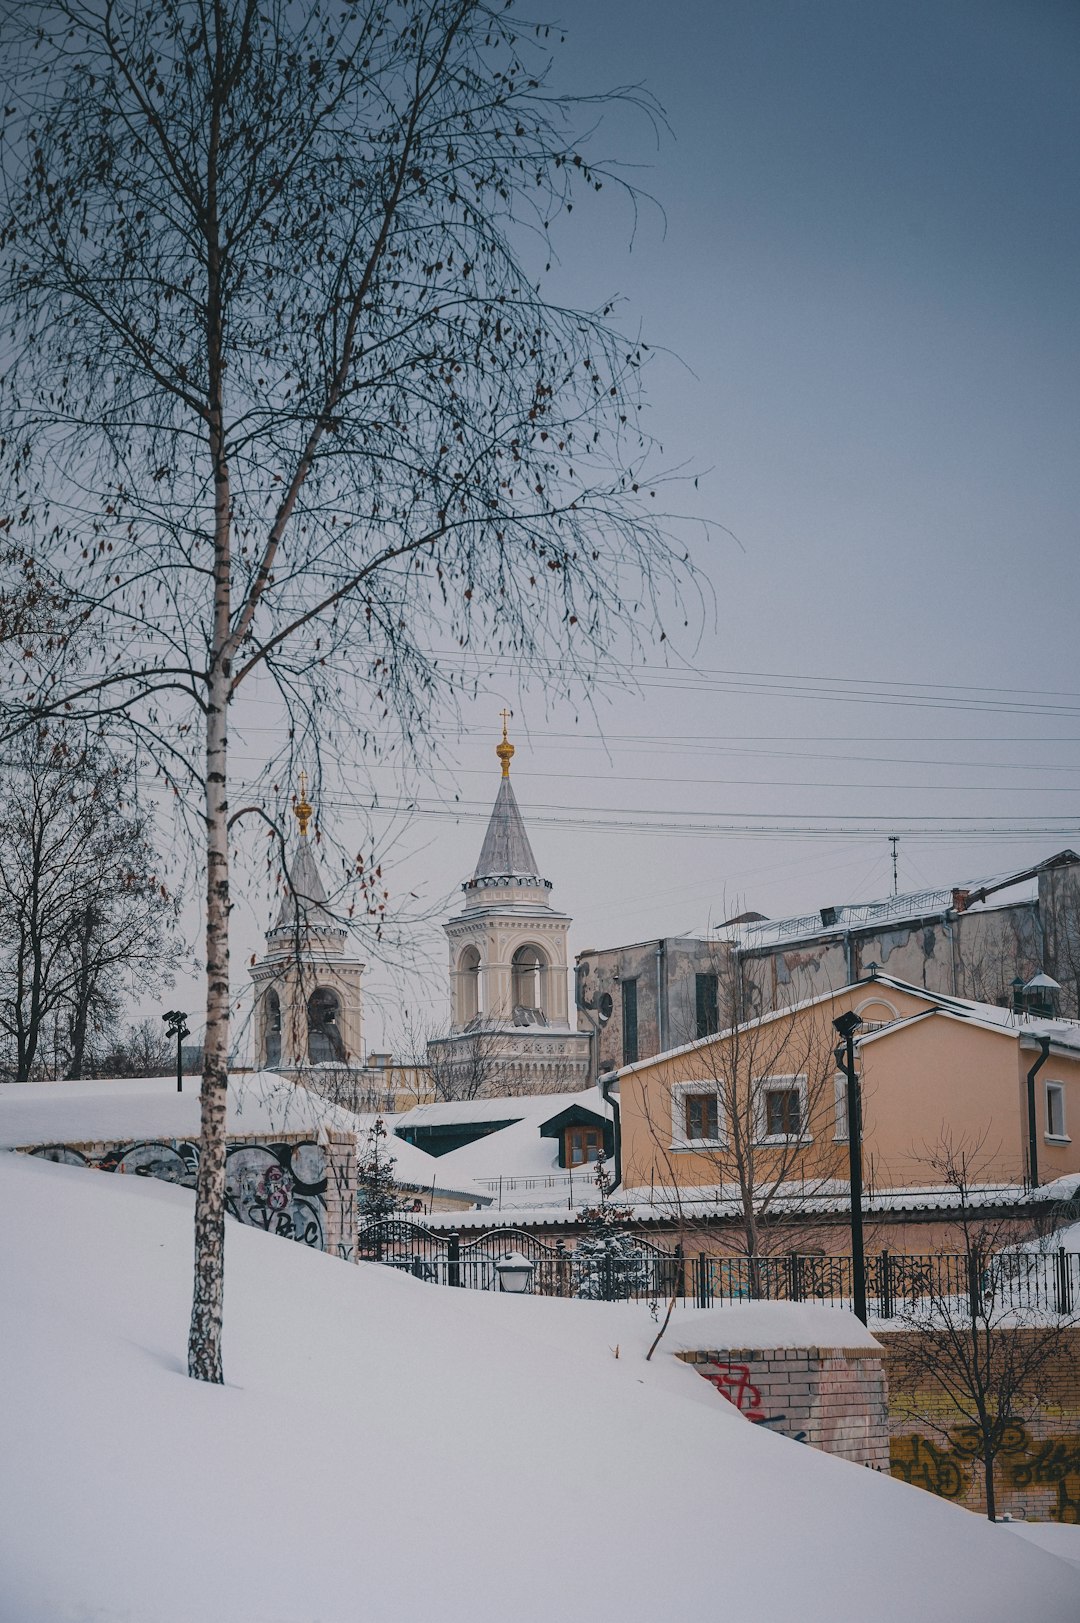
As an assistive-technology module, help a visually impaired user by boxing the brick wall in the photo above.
[677,1345,890,1469]
[877,1329,1080,1522]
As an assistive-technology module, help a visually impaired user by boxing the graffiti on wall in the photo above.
[31,1138,329,1250]
[891,1423,1080,1522]
[698,1361,806,1440]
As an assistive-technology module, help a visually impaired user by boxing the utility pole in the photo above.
[833,1010,866,1324]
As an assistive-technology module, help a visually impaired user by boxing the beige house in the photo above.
[615,973,1080,1217]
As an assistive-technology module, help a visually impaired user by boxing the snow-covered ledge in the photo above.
[673,1303,889,1468]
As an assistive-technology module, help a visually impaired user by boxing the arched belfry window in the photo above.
[457,945,482,1024]
[307,987,345,1063]
[264,989,282,1067]
[512,944,546,1013]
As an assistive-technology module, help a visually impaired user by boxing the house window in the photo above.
[684,1092,719,1142]
[671,1082,723,1148]
[695,973,719,1039]
[566,1126,604,1167]
[766,1088,801,1138]
[1046,1082,1068,1141]
[755,1075,808,1142]
[622,978,639,1066]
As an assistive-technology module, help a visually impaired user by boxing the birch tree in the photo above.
[0,0,689,1380]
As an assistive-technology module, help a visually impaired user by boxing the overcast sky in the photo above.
[169,0,1080,1056]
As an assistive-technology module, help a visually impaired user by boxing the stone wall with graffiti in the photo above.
[877,1329,1080,1521]
[678,1345,890,1469]
[23,1128,357,1262]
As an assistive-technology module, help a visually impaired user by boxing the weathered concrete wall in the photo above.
[678,1345,890,1468]
[24,1130,358,1261]
[877,1329,1080,1521]
[579,937,732,1074]
[739,902,1042,1018]
[1040,862,1080,1019]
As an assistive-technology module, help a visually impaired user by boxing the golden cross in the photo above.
[294,770,313,837]
[496,709,515,777]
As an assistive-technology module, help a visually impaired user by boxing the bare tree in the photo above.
[890,1134,1079,1522]
[0,736,178,1083]
[631,962,847,1281]
[0,0,689,1380]
[94,1017,176,1077]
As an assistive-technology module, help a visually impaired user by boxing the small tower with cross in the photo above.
[249,776,365,1070]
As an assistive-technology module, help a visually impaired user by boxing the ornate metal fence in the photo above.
[356,1218,1080,1317]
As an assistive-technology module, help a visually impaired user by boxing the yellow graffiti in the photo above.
[890,1426,1080,1522]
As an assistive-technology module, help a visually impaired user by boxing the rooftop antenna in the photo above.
[889,835,899,897]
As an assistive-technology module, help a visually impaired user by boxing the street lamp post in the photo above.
[833,1009,866,1325]
[163,1009,190,1094]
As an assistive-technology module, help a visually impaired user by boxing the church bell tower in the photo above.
[249,775,365,1070]
[428,717,590,1094]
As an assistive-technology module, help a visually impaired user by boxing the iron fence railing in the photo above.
[355,1219,1080,1317]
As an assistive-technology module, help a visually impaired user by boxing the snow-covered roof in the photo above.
[854,996,1080,1057]
[417,1174,1080,1231]
[394,1089,612,1198]
[0,1073,489,1204]
[396,1089,607,1131]
[718,849,1079,954]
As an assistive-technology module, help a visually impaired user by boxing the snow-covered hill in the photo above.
[1,1150,1077,1623]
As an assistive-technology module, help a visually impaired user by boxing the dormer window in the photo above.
[565,1125,603,1167]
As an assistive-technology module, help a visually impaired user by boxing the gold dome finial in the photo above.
[293,770,313,838]
[496,708,514,778]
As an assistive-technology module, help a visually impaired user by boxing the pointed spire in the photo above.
[273,773,336,931]
[472,716,542,882]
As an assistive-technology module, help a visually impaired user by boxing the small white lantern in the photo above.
[494,1249,535,1293]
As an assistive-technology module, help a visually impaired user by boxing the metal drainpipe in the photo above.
[656,939,667,1052]
[600,1071,622,1192]
[574,962,600,1089]
[1026,1036,1051,1190]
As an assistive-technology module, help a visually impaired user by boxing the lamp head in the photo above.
[832,1009,863,1040]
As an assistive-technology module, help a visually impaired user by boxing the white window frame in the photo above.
[833,1071,850,1142]
[754,1074,811,1146]
[1045,1080,1069,1144]
[670,1080,725,1150]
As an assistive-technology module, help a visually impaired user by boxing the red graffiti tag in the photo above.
[700,1362,768,1422]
